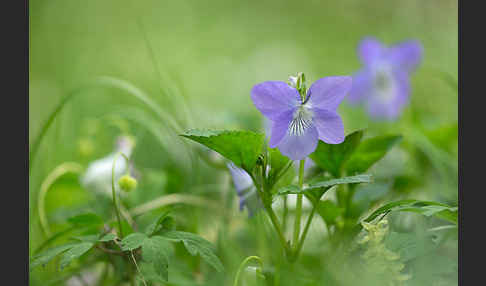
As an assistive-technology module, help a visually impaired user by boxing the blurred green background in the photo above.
[30,0,457,285]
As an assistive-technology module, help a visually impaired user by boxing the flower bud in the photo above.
[118,175,137,192]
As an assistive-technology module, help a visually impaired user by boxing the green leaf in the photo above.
[310,130,364,177]
[384,232,436,262]
[71,235,99,243]
[145,211,175,237]
[267,147,290,181]
[142,236,172,281]
[67,213,103,227]
[277,175,372,196]
[59,242,94,269]
[424,123,458,153]
[345,135,402,174]
[181,129,265,173]
[317,200,344,226]
[363,199,457,224]
[162,231,224,272]
[306,174,372,189]
[30,243,77,270]
[121,233,148,251]
[99,233,117,242]
[277,185,302,195]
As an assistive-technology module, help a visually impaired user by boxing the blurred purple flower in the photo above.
[251,76,352,160]
[227,162,261,217]
[348,37,423,119]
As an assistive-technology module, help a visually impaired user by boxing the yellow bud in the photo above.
[118,175,137,192]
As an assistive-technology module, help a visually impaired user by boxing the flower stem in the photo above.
[293,204,317,260]
[111,152,130,238]
[233,256,264,286]
[292,160,305,249]
[266,205,291,257]
[282,196,288,233]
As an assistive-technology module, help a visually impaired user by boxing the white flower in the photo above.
[81,136,135,197]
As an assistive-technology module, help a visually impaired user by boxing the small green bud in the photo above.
[118,175,137,192]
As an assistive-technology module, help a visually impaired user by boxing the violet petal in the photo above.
[251,81,300,120]
[311,108,345,144]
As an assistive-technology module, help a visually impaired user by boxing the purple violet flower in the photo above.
[348,37,423,119]
[227,162,260,217]
[251,75,352,160]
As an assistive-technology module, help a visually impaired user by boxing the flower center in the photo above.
[373,65,395,103]
[289,105,313,136]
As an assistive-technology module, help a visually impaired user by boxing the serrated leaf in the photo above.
[30,243,77,270]
[162,231,224,272]
[317,200,344,226]
[71,235,99,243]
[345,135,402,175]
[181,129,265,173]
[363,200,457,224]
[310,130,364,177]
[145,211,175,237]
[59,242,94,269]
[121,233,148,251]
[67,213,104,227]
[142,236,172,281]
[99,233,117,242]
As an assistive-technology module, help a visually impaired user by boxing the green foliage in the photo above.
[30,243,78,270]
[278,174,372,203]
[99,233,117,242]
[181,129,265,173]
[363,200,458,224]
[357,220,411,285]
[162,231,224,272]
[59,242,94,269]
[309,130,401,179]
[267,147,291,184]
[317,200,344,226]
[121,233,148,251]
[345,135,403,175]
[142,236,173,281]
[145,211,175,237]
[30,240,95,271]
[67,213,104,227]
[384,232,436,263]
[310,130,363,177]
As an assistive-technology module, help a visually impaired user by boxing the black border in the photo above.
[5,0,29,284]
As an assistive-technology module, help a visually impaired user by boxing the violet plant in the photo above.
[348,37,423,120]
[29,43,456,286]
[181,71,457,285]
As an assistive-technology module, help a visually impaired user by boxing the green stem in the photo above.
[293,160,305,248]
[130,251,148,286]
[233,256,264,286]
[345,184,356,218]
[266,206,291,257]
[282,196,288,233]
[111,152,130,238]
[293,204,317,260]
[37,162,83,237]
[249,168,290,257]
